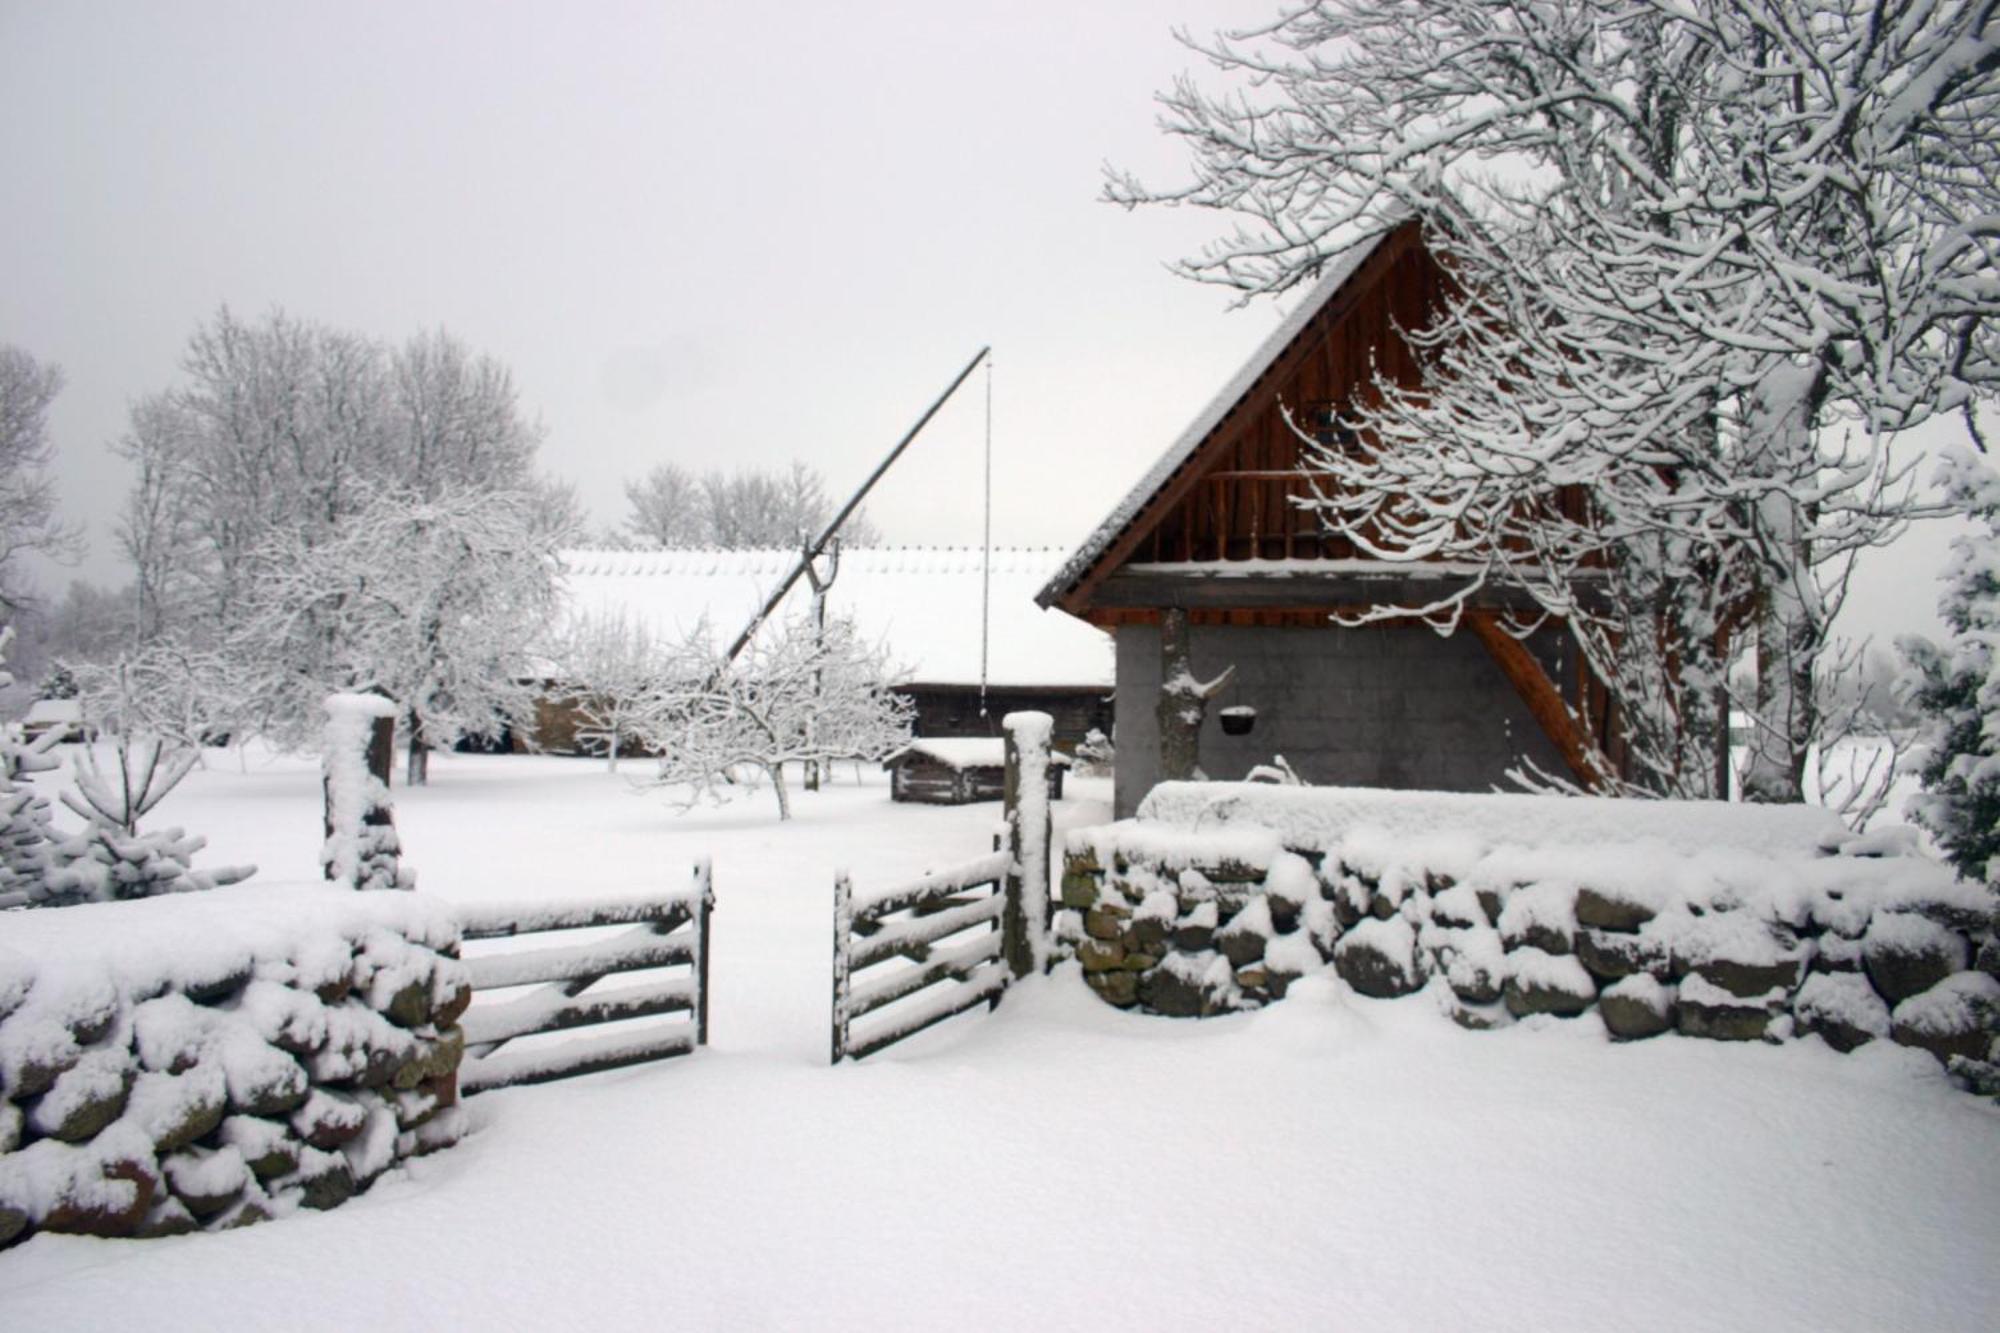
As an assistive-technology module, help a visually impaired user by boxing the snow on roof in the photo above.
[557,546,1112,688]
[23,698,82,724]
[889,737,1073,770]
[1038,228,1399,608]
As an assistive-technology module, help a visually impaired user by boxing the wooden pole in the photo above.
[723,347,990,666]
[694,857,713,1048]
[831,870,853,1064]
[1002,712,1052,980]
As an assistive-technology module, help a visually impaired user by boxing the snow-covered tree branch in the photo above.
[1113,0,2000,801]
[637,613,912,820]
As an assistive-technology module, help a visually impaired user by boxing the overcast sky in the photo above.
[0,0,1971,648]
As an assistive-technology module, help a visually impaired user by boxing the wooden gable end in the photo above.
[1054,221,1448,621]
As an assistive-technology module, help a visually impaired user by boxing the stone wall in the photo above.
[1057,807,2000,1091]
[0,885,468,1248]
[1110,622,1569,818]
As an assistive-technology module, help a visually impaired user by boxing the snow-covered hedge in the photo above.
[0,884,468,1248]
[1058,786,1999,1084]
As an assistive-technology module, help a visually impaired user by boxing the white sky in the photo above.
[0,0,1970,649]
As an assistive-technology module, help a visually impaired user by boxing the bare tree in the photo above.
[554,609,674,771]
[637,613,911,820]
[619,459,880,549]
[0,345,79,618]
[622,461,709,546]
[227,485,562,783]
[1112,0,2000,801]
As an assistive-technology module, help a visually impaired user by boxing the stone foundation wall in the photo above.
[0,886,468,1248]
[1057,819,2000,1092]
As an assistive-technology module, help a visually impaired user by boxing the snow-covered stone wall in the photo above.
[0,884,468,1248]
[1058,787,2000,1086]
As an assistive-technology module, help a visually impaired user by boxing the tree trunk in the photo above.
[768,761,792,820]
[1740,360,1826,803]
[406,708,430,787]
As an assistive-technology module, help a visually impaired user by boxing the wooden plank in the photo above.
[461,1022,696,1093]
[462,976,696,1047]
[1094,567,1587,614]
[1052,222,1424,615]
[465,925,695,990]
[850,852,1010,925]
[1464,613,1608,791]
[459,895,695,940]
[851,895,1006,971]
[843,932,1003,1021]
[842,964,1010,1061]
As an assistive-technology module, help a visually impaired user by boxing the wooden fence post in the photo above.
[694,858,713,1048]
[831,870,853,1064]
[1002,711,1053,978]
[321,691,407,890]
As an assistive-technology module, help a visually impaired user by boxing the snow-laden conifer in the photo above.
[1899,451,2000,884]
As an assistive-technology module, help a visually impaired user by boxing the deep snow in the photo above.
[2,747,1996,1331]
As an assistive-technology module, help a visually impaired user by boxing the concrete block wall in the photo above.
[1112,622,1567,817]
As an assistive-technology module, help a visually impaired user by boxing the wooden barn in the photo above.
[1039,220,1622,817]
[544,546,1114,754]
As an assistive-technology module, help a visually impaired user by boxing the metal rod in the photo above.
[722,346,992,665]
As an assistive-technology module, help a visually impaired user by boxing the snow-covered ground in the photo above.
[4,748,1997,1330]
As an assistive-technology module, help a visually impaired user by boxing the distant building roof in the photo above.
[557,546,1112,689]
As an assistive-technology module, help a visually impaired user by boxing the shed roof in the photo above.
[557,546,1112,689]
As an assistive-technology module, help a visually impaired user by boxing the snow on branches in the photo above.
[637,613,913,820]
[1114,0,2000,801]
[227,484,560,783]
[1899,451,2000,884]
[551,610,670,772]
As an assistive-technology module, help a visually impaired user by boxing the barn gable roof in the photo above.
[557,545,1112,689]
[1036,222,1420,615]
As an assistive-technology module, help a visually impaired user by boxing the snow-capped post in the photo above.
[1003,710,1053,977]
[323,692,413,891]
[1157,608,1234,782]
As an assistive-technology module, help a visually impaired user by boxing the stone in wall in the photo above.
[0,886,467,1249]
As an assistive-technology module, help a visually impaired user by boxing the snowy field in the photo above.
[3,747,1997,1331]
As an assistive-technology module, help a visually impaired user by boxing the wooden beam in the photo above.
[1464,613,1609,792]
[1094,568,1560,614]
[1056,223,1424,617]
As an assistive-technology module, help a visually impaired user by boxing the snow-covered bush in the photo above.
[4,732,254,911]
[1059,784,1998,1085]
[0,884,467,1248]
[1899,450,2000,886]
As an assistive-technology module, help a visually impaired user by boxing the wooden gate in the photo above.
[454,860,714,1093]
[830,713,1052,1062]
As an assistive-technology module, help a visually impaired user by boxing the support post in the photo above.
[1002,711,1053,979]
[831,870,853,1064]
[322,692,409,890]
[693,857,713,1048]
